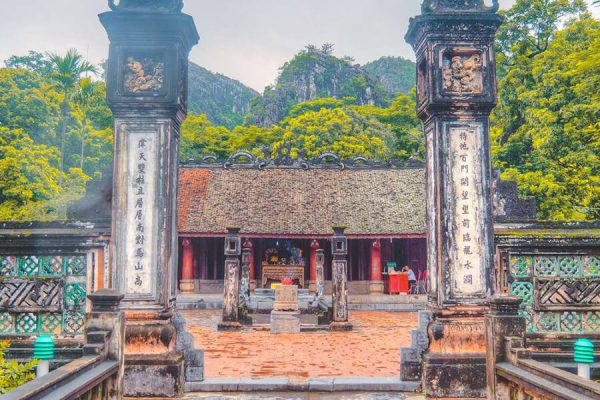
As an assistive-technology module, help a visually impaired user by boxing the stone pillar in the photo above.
[405,1,502,397]
[315,249,325,300]
[180,239,195,293]
[369,239,383,294]
[309,240,320,293]
[218,227,242,331]
[485,295,525,400]
[243,239,255,291]
[240,247,251,304]
[330,227,352,331]
[100,2,198,397]
[100,3,198,318]
[86,289,125,400]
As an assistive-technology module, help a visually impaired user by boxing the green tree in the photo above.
[72,77,94,169]
[492,7,600,221]
[47,49,97,186]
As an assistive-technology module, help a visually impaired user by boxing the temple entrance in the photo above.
[178,237,427,296]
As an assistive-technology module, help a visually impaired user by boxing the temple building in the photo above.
[177,163,428,295]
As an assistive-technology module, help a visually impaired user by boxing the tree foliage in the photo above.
[492,0,599,221]
[0,341,37,395]
[1,50,111,221]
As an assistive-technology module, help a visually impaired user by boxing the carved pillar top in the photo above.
[311,240,320,250]
[422,0,499,13]
[242,238,253,249]
[372,239,381,249]
[489,295,522,316]
[88,289,125,312]
[108,0,184,13]
[182,238,192,248]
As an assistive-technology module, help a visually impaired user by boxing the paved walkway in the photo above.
[182,310,418,380]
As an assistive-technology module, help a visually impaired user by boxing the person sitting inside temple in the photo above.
[403,265,417,289]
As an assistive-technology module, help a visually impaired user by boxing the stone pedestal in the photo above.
[270,311,301,334]
[369,281,384,294]
[179,280,195,293]
[405,1,502,397]
[273,284,299,311]
[308,281,317,293]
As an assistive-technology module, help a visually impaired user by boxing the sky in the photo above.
[0,0,598,92]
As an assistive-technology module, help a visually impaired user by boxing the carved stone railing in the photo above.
[1,289,125,400]
[485,295,600,400]
[506,253,600,334]
[0,255,88,336]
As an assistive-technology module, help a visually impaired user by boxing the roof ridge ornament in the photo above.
[108,0,184,13]
[422,0,499,13]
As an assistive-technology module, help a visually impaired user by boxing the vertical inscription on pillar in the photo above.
[449,125,485,297]
[125,131,157,296]
[332,260,348,321]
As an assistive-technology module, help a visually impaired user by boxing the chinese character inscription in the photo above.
[451,126,484,296]
[125,132,157,295]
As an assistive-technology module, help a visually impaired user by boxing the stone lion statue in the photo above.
[108,0,184,13]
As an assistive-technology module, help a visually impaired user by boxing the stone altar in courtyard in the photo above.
[404,0,502,397]
[100,0,200,397]
[271,284,300,334]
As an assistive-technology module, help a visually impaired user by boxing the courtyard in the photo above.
[182,310,418,380]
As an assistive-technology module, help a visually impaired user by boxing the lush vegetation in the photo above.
[491,0,599,220]
[0,0,598,222]
[0,341,37,394]
[0,51,112,221]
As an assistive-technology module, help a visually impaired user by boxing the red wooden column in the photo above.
[370,239,384,294]
[243,239,255,291]
[309,240,320,293]
[180,239,195,293]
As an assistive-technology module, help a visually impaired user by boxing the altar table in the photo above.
[261,264,305,288]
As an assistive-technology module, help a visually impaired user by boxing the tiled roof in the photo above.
[178,167,426,236]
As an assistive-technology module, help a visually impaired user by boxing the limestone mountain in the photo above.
[245,45,391,127]
[364,56,416,95]
[187,62,258,129]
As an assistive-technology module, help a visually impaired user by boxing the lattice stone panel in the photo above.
[0,256,16,277]
[535,279,600,310]
[0,279,63,312]
[509,254,600,335]
[510,256,532,278]
[0,254,88,336]
[510,281,533,306]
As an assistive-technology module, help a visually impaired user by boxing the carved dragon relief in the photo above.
[108,0,183,13]
[124,55,164,93]
[422,0,499,13]
[442,53,483,94]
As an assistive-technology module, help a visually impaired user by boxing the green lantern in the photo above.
[33,334,55,360]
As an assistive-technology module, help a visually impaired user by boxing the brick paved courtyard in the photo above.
[181,310,418,380]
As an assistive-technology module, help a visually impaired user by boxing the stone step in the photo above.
[185,377,420,393]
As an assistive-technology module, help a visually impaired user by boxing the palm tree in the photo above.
[47,49,97,186]
[73,77,94,170]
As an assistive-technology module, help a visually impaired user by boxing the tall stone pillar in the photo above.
[309,240,320,293]
[330,227,352,331]
[218,227,242,331]
[405,1,502,397]
[315,249,325,300]
[100,2,199,396]
[242,239,255,291]
[240,247,251,304]
[369,239,383,294]
[180,239,195,293]
[101,0,198,317]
